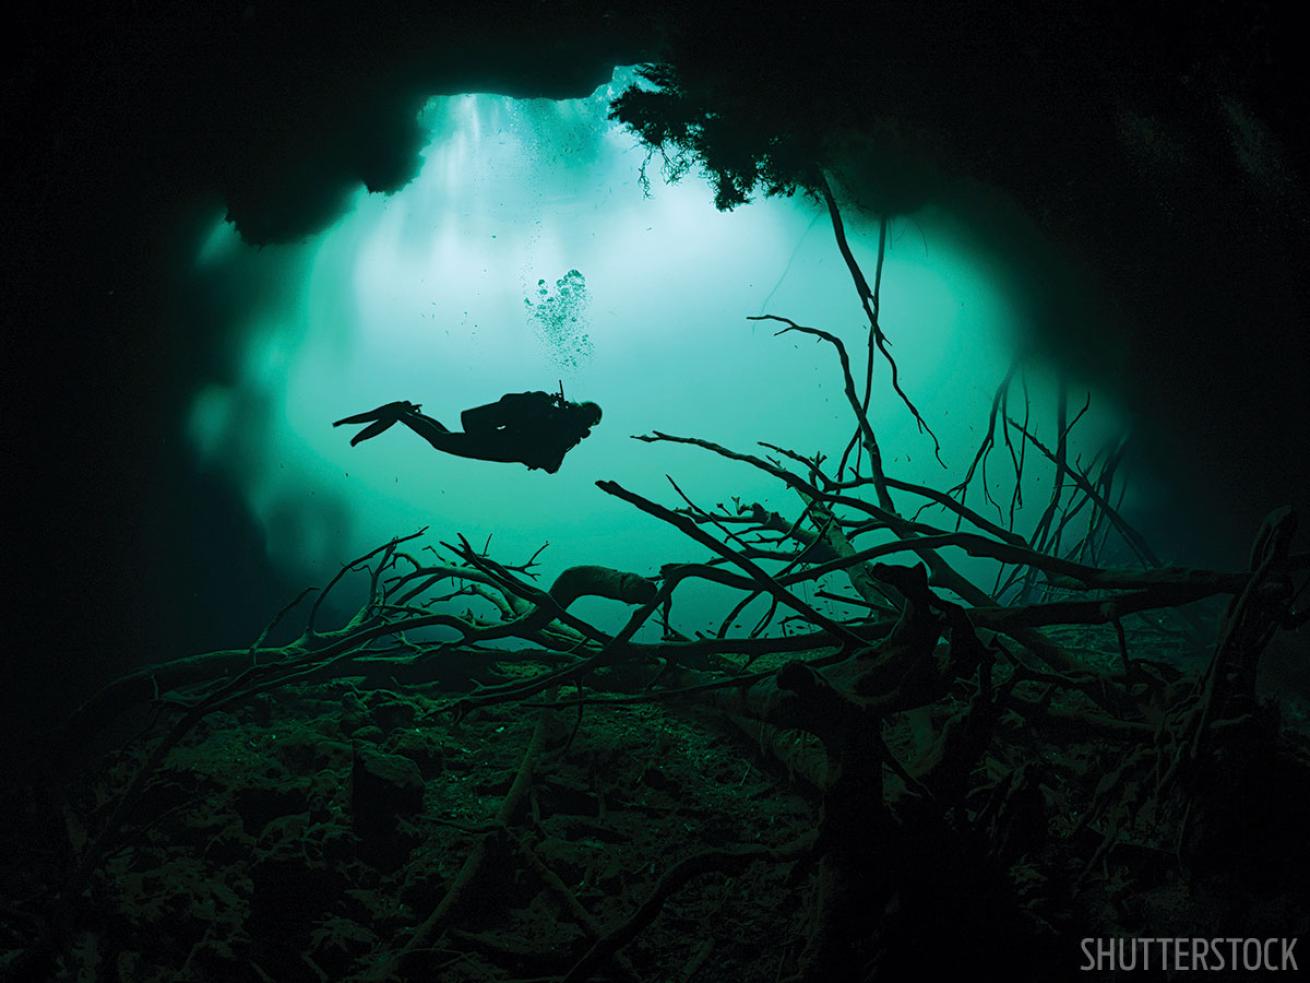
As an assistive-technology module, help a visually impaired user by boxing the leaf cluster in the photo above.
[608,63,819,210]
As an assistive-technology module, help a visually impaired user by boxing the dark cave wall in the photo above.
[636,0,1309,556]
[4,0,1306,733]
[4,0,656,734]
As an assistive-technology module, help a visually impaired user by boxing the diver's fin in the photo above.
[350,419,397,446]
[334,409,382,427]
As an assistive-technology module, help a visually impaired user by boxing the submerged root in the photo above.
[7,288,1307,978]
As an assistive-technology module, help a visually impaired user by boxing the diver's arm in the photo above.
[459,400,505,434]
[534,449,566,474]
[461,391,556,433]
[534,430,589,474]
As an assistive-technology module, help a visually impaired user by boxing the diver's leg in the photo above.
[398,414,521,464]
[397,412,450,446]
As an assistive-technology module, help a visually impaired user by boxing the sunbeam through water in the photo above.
[185,66,1122,637]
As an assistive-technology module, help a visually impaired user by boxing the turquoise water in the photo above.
[186,67,1123,638]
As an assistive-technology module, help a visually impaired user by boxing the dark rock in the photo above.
[249,693,276,727]
[307,768,347,823]
[352,725,386,744]
[340,693,367,715]
[337,712,368,738]
[533,836,587,885]
[306,916,378,978]
[201,821,254,867]
[398,862,447,910]
[338,694,370,738]
[386,730,446,778]
[473,772,513,796]
[258,812,310,848]
[370,700,416,732]
[350,747,426,867]
[539,777,598,817]
[233,784,308,834]
[318,825,358,867]
[249,849,347,934]
[640,765,673,791]
[274,734,351,773]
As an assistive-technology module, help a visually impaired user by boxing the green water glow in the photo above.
[187,68,1121,636]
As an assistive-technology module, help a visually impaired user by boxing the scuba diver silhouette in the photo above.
[333,388,602,474]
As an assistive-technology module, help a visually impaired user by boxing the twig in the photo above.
[560,836,816,982]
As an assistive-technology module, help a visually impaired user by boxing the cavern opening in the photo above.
[5,5,1307,980]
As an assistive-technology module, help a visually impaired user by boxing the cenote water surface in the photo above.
[185,67,1122,638]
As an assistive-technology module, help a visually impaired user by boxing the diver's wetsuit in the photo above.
[334,391,597,474]
[403,391,585,473]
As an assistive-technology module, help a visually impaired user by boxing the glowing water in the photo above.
[186,68,1121,637]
